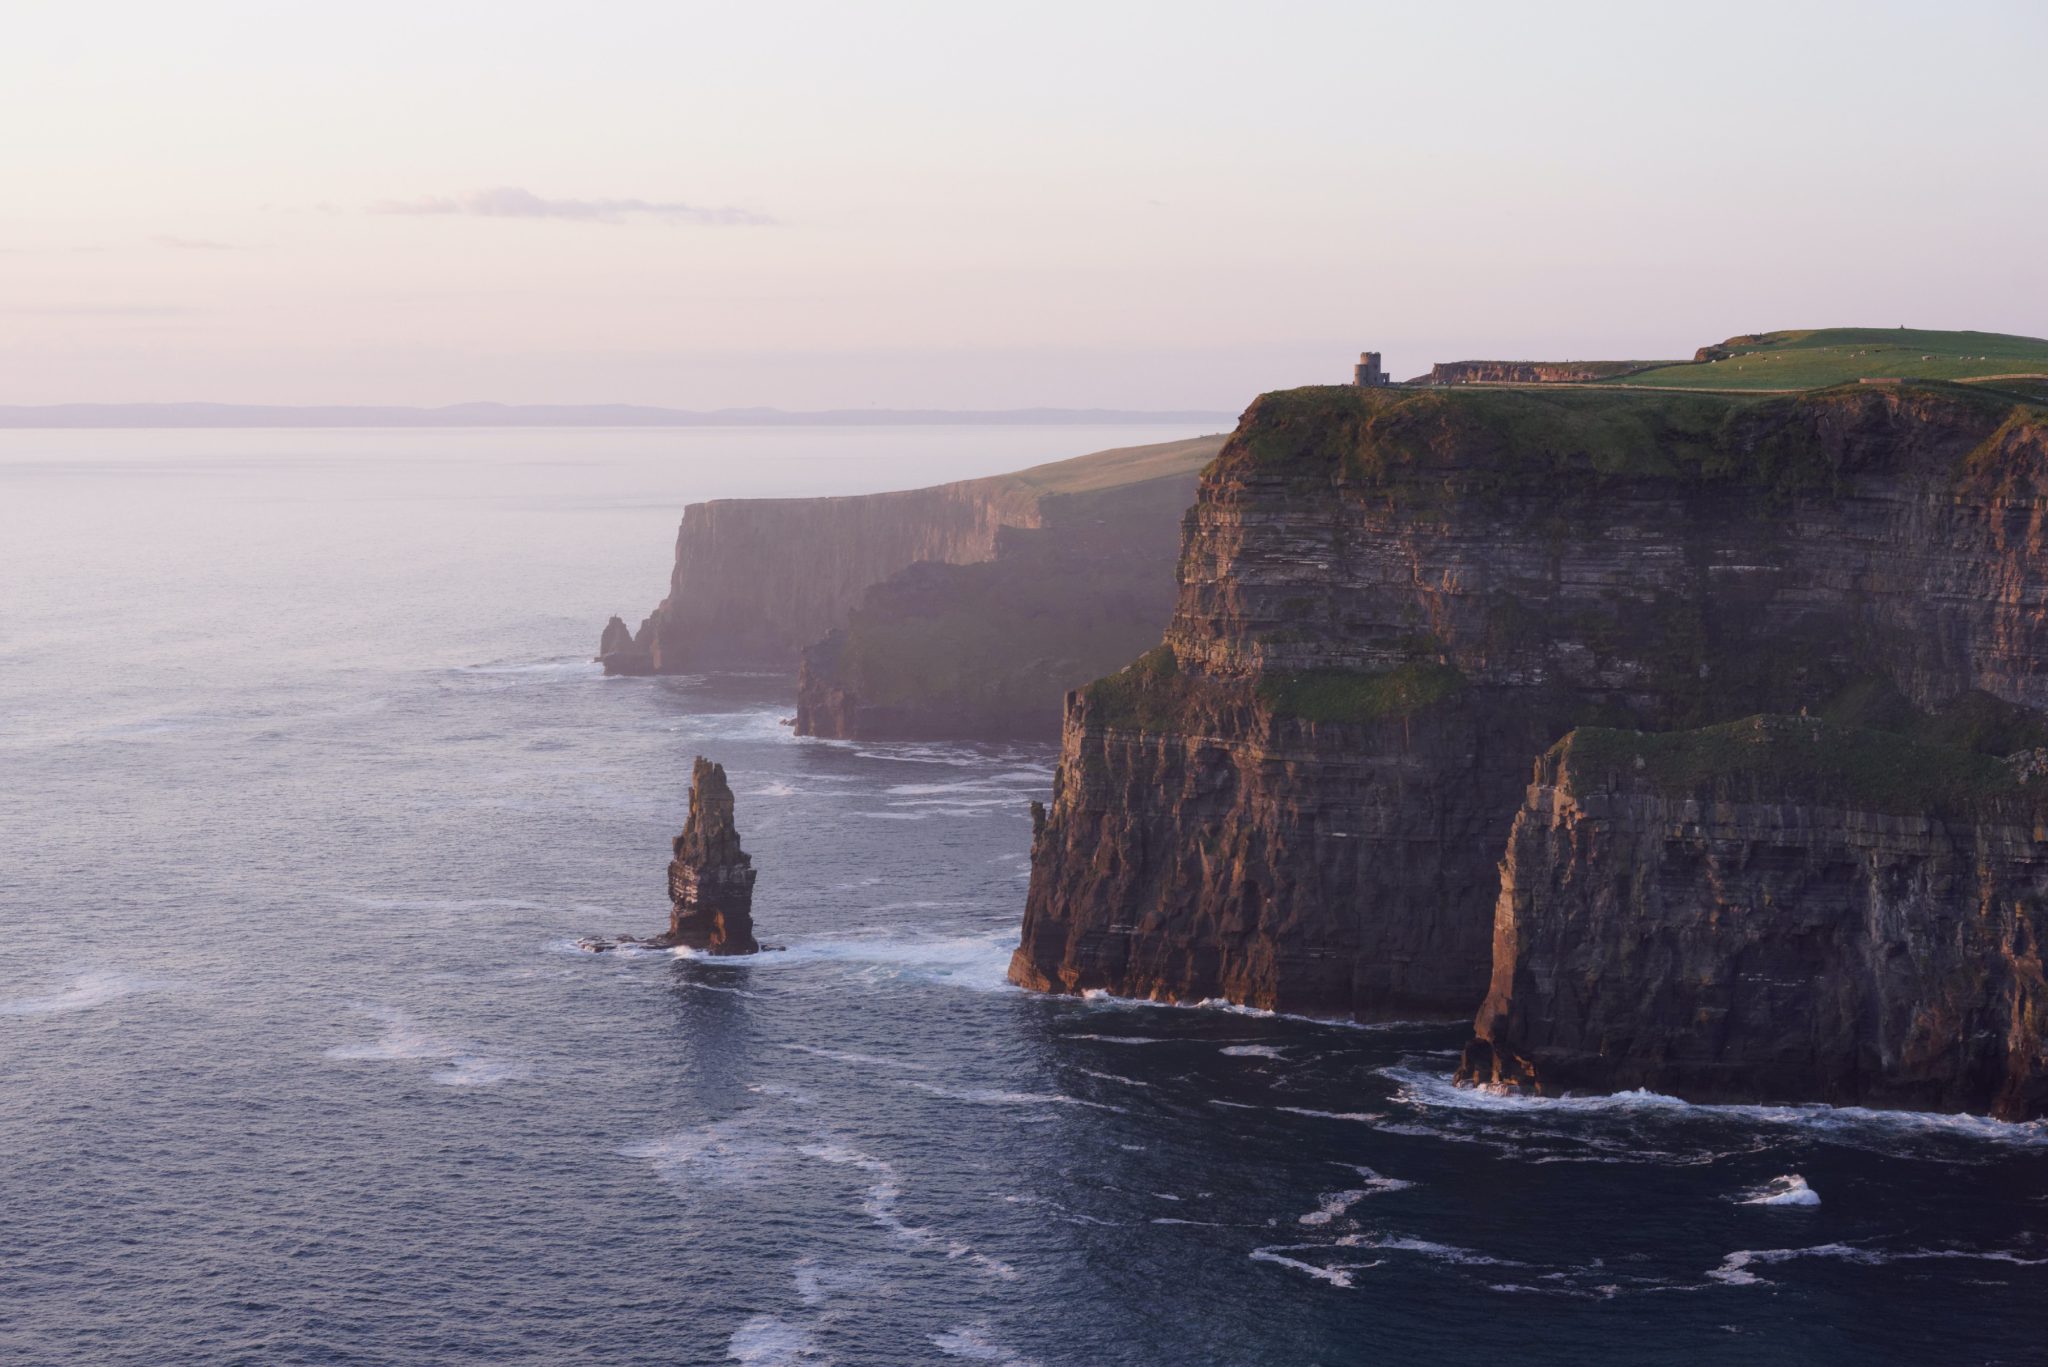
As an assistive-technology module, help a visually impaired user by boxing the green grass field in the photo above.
[1608,328,2048,391]
[996,433,1224,497]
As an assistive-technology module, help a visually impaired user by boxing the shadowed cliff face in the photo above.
[606,482,1033,673]
[1460,720,2048,1119]
[667,756,759,955]
[793,470,1201,741]
[600,435,1222,677]
[1013,383,2048,1022]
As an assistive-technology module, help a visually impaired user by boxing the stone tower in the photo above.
[1354,351,1389,387]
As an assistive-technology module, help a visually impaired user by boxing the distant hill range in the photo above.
[1412,327,2048,397]
[0,402,1235,429]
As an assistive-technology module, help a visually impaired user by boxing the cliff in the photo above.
[1012,381,2048,1022]
[600,435,1220,675]
[666,757,760,955]
[1459,717,2048,1118]
[792,462,1205,740]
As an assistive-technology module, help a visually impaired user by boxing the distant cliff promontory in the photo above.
[602,435,1222,738]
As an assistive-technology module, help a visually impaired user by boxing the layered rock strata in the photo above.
[1013,381,2048,1022]
[581,756,760,955]
[599,435,1219,676]
[666,757,760,955]
[1458,718,2048,1118]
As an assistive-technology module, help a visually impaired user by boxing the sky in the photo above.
[2,0,2043,410]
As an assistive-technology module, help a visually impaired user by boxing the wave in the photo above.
[1386,1066,2048,1152]
[904,1080,1124,1113]
[1739,1174,1820,1207]
[1072,987,1439,1032]
[1708,1242,2048,1287]
[1248,1246,1380,1288]
[931,1324,1042,1366]
[1274,1106,1386,1123]
[758,929,1021,993]
[0,969,161,1017]
[452,657,603,680]
[792,1256,873,1307]
[845,740,1054,773]
[782,1043,931,1071]
[1075,1068,1152,1088]
[726,1315,827,1365]
[323,1006,529,1087]
[797,1142,1018,1281]
[1064,1033,1170,1045]
[1220,1044,1286,1060]
[1298,1165,1415,1224]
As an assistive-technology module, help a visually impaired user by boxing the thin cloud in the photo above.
[369,186,772,226]
[153,235,238,251]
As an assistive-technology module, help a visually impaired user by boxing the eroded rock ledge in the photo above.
[1458,718,2048,1119]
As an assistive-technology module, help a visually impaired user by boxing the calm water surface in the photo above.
[2,425,2045,1366]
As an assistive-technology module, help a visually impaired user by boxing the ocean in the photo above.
[2,424,2045,1366]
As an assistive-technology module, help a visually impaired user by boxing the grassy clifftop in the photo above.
[1231,379,2039,498]
[1558,714,2047,817]
[989,434,1223,499]
[1611,327,2048,391]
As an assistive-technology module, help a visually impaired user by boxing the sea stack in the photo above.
[666,756,760,955]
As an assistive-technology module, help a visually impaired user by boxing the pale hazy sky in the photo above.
[3,0,2043,409]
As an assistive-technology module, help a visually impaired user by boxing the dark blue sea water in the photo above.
[4,426,2047,1366]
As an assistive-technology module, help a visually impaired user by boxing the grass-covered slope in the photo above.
[1611,327,2048,391]
[1234,377,2041,499]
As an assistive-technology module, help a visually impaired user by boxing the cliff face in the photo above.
[1013,383,2048,1021]
[1459,719,2048,1118]
[792,466,1203,740]
[603,482,1033,674]
[601,435,1220,675]
[667,757,759,955]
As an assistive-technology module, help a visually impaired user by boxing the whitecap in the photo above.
[0,969,161,1017]
[324,1006,526,1087]
[904,1080,1124,1113]
[1249,1246,1377,1288]
[931,1325,1042,1365]
[1065,1033,1168,1045]
[1075,1068,1152,1088]
[1073,987,1436,1032]
[1708,1242,2048,1288]
[623,1118,789,1195]
[1299,1165,1414,1223]
[782,1043,930,1071]
[1386,1065,2048,1150]
[796,1143,1019,1280]
[1740,1174,1820,1207]
[1221,1044,1286,1060]
[1274,1107,1385,1123]
[726,1315,828,1364]
[792,1256,873,1307]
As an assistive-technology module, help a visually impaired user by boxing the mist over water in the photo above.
[3,427,2045,1365]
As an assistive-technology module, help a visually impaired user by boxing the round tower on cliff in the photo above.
[1354,351,1389,387]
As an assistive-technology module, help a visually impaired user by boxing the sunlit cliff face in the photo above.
[3,3,2046,409]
